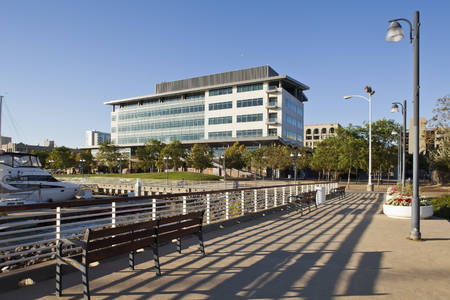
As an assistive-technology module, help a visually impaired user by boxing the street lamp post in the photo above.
[117,158,125,179]
[386,11,421,240]
[79,159,86,178]
[344,86,375,191]
[392,130,401,183]
[164,156,171,186]
[290,152,300,184]
[221,154,226,187]
[48,159,54,172]
[391,100,407,190]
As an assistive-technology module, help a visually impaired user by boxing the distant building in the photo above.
[1,139,55,153]
[304,123,341,149]
[0,136,12,146]
[85,130,111,146]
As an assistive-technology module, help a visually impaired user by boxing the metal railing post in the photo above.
[112,202,116,228]
[241,190,245,216]
[206,194,211,224]
[254,189,257,212]
[265,188,268,209]
[282,187,286,205]
[296,185,298,196]
[56,207,61,241]
[183,196,187,215]
[289,186,292,203]
[225,192,229,220]
[274,187,277,207]
[152,198,156,220]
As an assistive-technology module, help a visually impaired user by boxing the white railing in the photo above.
[0,182,338,271]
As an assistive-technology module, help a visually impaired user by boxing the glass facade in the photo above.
[237,83,263,93]
[208,131,232,139]
[209,87,232,96]
[208,101,232,111]
[208,116,232,125]
[237,113,263,123]
[237,98,263,108]
[119,104,204,121]
[236,129,263,137]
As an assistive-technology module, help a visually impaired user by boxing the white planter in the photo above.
[383,204,434,219]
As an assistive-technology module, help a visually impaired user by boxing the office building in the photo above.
[304,123,341,149]
[105,66,309,154]
[85,130,111,147]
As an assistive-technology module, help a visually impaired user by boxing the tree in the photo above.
[96,141,121,173]
[75,150,95,174]
[186,144,213,173]
[30,149,51,168]
[310,137,340,180]
[157,139,186,171]
[336,126,366,186]
[249,147,266,177]
[223,142,248,177]
[48,147,75,171]
[427,95,450,184]
[136,139,163,172]
[264,145,291,180]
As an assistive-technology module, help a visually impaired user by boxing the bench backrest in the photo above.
[158,211,204,244]
[85,219,158,264]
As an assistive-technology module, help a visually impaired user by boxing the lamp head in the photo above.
[386,21,405,42]
[390,103,400,113]
[344,96,352,100]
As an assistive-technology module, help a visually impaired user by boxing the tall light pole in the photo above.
[79,159,86,178]
[344,86,375,192]
[392,130,401,183]
[164,156,171,186]
[290,152,300,183]
[391,100,407,190]
[386,11,421,240]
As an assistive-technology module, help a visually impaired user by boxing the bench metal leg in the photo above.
[129,251,135,270]
[152,244,161,276]
[197,231,205,256]
[56,261,62,297]
[81,265,90,300]
[177,238,182,254]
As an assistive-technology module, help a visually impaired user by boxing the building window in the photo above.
[208,131,232,139]
[236,129,263,137]
[268,97,277,106]
[185,92,205,100]
[268,113,277,122]
[111,115,116,121]
[236,113,263,123]
[306,129,311,135]
[313,128,319,134]
[237,83,263,93]
[209,87,232,96]
[118,104,205,121]
[208,116,232,125]
[306,136,312,140]
[313,135,319,140]
[321,128,327,134]
[268,128,277,136]
[118,118,204,132]
[237,98,263,108]
[330,128,335,134]
[111,127,117,133]
[209,101,232,111]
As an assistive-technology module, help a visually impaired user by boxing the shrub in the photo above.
[430,194,450,220]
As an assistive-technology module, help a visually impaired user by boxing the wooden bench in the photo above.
[332,186,346,199]
[289,191,317,215]
[56,211,205,300]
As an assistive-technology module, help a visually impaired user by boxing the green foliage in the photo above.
[186,144,213,172]
[157,139,186,170]
[136,139,163,172]
[310,137,340,179]
[249,147,266,176]
[224,142,248,172]
[96,141,122,172]
[30,149,51,168]
[430,194,450,220]
[292,146,312,170]
[264,145,291,179]
[48,147,75,170]
[75,150,95,173]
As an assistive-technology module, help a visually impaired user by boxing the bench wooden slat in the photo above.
[158,219,201,235]
[88,227,156,251]
[159,211,203,225]
[89,220,157,239]
[87,236,156,263]
[157,225,201,244]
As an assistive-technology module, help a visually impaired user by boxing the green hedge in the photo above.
[429,194,450,220]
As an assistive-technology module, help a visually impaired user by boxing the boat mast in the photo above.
[0,95,2,138]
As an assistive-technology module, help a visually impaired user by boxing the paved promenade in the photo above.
[2,192,449,299]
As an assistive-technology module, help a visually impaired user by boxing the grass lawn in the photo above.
[56,171,222,181]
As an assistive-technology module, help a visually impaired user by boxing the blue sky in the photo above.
[1,0,449,147]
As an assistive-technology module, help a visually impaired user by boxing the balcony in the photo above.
[267,101,278,109]
[266,118,278,125]
[266,86,280,94]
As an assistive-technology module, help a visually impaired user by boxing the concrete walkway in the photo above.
[2,192,449,299]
